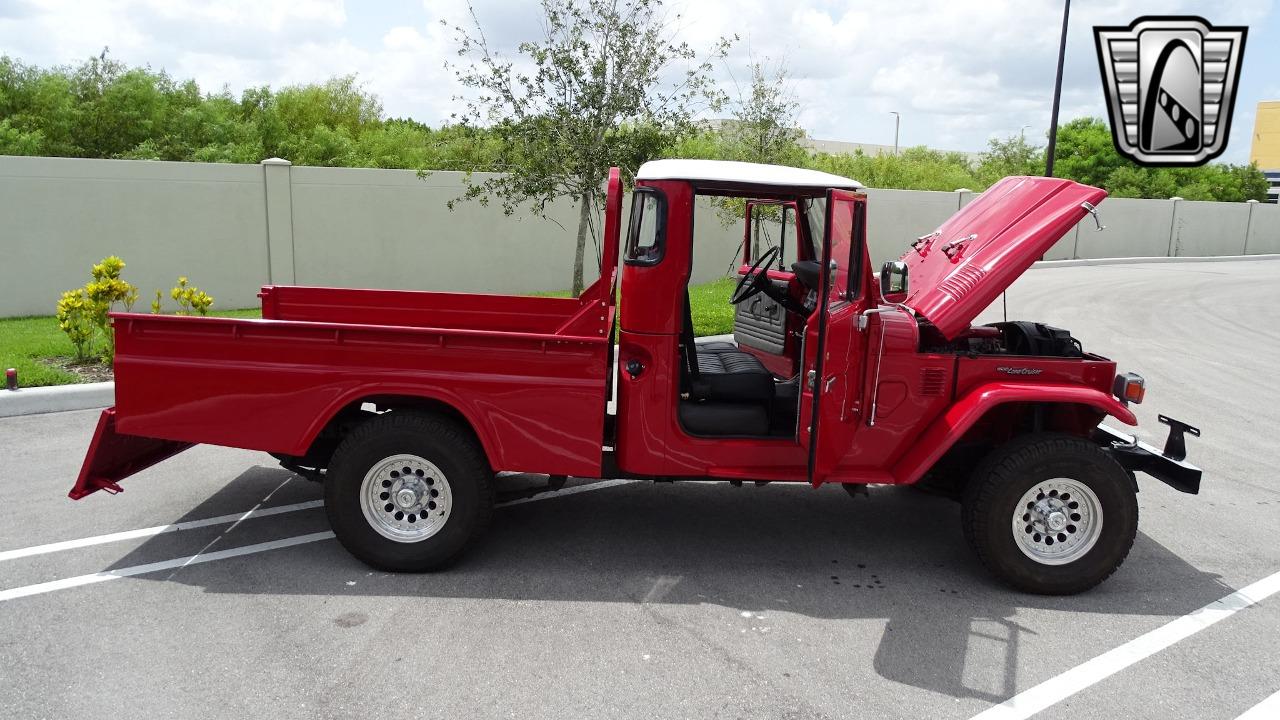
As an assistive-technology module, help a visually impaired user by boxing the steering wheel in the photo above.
[730,245,782,305]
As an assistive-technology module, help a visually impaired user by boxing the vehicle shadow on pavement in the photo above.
[114,467,1232,703]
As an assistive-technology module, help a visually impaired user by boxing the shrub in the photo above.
[55,255,139,363]
[55,289,97,361]
[167,277,214,316]
[85,256,138,361]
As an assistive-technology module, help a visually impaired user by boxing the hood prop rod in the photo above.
[1081,201,1106,231]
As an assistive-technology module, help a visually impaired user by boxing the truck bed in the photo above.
[259,285,593,334]
[104,286,614,484]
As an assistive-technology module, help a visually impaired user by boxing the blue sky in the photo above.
[1,0,1276,163]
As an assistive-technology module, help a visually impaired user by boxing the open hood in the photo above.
[901,176,1107,340]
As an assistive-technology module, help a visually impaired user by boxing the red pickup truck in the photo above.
[73,159,1200,595]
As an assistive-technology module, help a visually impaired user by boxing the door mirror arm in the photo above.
[856,304,910,331]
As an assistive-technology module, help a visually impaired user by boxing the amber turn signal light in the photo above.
[1113,372,1145,405]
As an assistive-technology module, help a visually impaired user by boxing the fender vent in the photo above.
[920,367,947,396]
[938,266,987,301]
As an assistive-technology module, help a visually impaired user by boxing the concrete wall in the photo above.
[1,156,269,315]
[289,166,598,295]
[865,188,962,267]
[1170,200,1252,257]
[2,154,1277,317]
[1072,197,1177,259]
[1246,202,1280,255]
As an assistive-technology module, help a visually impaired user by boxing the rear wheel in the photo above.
[325,412,493,571]
[962,433,1137,595]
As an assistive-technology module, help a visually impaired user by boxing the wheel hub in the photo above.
[1012,479,1103,565]
[1045,511,1068,532]
[395,487,419,509]
[359,454,453,543]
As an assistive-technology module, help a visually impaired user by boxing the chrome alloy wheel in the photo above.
[1012,478,1103,565]
[359,454,453,543]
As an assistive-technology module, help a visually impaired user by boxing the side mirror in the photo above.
[880,261,909,303]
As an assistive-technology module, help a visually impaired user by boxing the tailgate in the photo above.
[70,408,193,499]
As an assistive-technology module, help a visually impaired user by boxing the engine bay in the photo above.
[921,320,1085,358]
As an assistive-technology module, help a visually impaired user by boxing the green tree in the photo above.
[718,59,807,167]
[810,147,981,191]
[975,133,1044,186]
[689,57,809,232]
[446,0,732,295]
[1050,117,1126,188]
[1048,116,1268,201]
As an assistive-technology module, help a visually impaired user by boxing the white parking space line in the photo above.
[0,478,636,603]
[971,569,1280,720]
[0,479,641,564]
[0,532,336,602]
[0,500,325,563]
[1236,689,1280,720]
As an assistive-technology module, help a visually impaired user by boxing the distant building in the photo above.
[801,137,984,164]
[1249,100,1280,203]
[700,119,983,164]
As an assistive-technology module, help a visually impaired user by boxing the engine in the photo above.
[921,320,1084,358]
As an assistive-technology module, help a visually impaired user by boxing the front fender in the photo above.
[891,382,1137,485]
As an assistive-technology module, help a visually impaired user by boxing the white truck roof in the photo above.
[636,159,863,190]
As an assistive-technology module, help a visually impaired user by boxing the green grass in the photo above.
[0,316,82,387]
[1,279,741,388]
[0,308,261,388]
[687,277,737,337]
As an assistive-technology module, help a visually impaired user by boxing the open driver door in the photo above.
[798,189,871,485]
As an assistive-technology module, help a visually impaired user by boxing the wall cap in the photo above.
[261,157,292,166]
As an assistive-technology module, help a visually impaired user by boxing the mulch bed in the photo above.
[43,357,115,384]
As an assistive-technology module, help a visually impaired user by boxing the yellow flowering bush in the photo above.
[55,256,139,363]
[54,257,216,365]
[168,276,214,316]
[55,289,97,361]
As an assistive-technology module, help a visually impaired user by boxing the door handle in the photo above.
[625,359,645,379]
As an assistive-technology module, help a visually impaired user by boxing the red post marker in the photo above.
[4,368,16,391]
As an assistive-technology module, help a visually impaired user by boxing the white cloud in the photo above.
[0,0,1273,162]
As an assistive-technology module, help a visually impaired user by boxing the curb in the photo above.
[0,382,114,419]
[1032,253,1280,269]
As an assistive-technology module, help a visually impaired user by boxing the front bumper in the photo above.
[1094,416,1202,494]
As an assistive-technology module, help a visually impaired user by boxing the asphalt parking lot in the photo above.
[2,258,1279,719]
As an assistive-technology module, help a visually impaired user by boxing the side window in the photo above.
[625,188,665,266]
[747,202,796,270]
[848,200,866,300]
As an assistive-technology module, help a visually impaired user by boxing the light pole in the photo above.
[1020,124,1032,140]
[890,111,900,155]
[1045,0,1071,176]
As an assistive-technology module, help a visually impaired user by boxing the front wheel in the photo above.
[962,433,1137,595]
[325,411,493,572]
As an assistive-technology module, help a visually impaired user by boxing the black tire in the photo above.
[961,432,1137,595]
[324,411,494,572]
